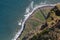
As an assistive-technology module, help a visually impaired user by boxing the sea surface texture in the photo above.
[0,0,60,40]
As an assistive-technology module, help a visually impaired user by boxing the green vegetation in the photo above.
[29,19,40,29]
[34,11,45,21]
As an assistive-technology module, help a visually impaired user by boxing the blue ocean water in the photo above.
[0,0,60,40]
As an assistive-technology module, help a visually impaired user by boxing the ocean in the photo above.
[0,0,60,40]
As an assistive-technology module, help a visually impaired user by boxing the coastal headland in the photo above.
[17,3,60,40]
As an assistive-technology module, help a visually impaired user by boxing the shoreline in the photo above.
[12,4,56,40]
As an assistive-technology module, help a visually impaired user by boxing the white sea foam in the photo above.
[31,1,34,9]
[12,1,56,40]
[26,8,30,14]
[25,1,34,14]
[18,20,22,26]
